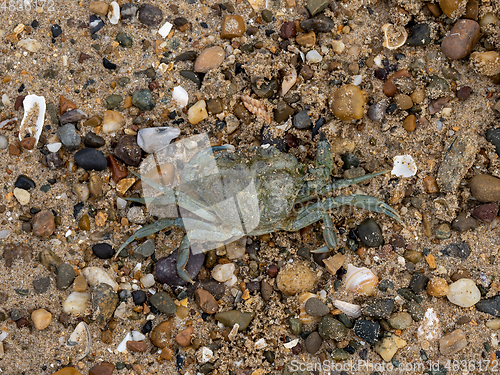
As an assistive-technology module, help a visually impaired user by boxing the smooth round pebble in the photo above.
[194,46,225,73]
[447,278,481,307]
[276,262,316,295]
[31,308,52,330]
[330,84,367,121]
[92,243,114,259]
[305,50,322,63]
[388,312,413,330]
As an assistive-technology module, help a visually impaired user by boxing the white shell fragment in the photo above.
[17,38,41,52]
[332,300,362,318]
[47,142,62,153]
[62,292,90,315]
[306,50,322,63]
[81,267,119,291]
[158,21,173,38]
[382,23,407,50]
[108,1,120,24]
[197,347,214,364]
[344,264,378,296]
[281,69,297,96]
[392,155,417,177]
[172,86,189,108]
[417,307,441,342]
[19,94,46,147]
[283,338,299,349]
[137,126,180,154]
[67,321,91,360]
[117,332,132,353]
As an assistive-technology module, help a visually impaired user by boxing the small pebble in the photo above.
[471,203,498,222]
[214,310,255,331]
[220,15,245,38]
[447,279,480,307]
[74,148,107,170]
[304,298,329,317]
[441,19,480,60]
[149,291,176,314]
[470,174,500,202]
[138,4,163,26]
[276,262,316,295]
[293,110,312,129]
[357,218,383,247]
[304,331,322,354]
[427,277,449,297]
[57,263,76,290]
[31,308,52,330]
[388,312,412,330]
[439,329,467,355]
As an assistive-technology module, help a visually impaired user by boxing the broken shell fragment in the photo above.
[382,23,407,50]
[19,94,46,148]
[344,264,378,296]
[392,155,417,177]
[67,321,91,360]
[332,300,362,318]
[281,69,297,96]
[172,86,189,108]
[241,95,272,124]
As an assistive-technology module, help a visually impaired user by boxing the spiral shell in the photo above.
[332,300,362,318]
[382,23,407,50]
[344,264,378,296]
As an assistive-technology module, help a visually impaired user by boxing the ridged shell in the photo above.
[344,264,378,296]
[298,292,321,325]
[382,23,407,50]
[241,95,272,124]
[332,300,362,318]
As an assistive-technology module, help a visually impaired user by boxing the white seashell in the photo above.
[392,155,417,177]
[281,69,297,96]
[158,21,173,38]
[117,332,132,353]
[382,23,407,50]
[332,300,362,318]
[62,292,90,315]
[131,331,146,341]
[306,50,322,63]
[67,321,91,360]
[19,94,46,147]
[172,86,189,108]
[344,264,378,296]
[108,1,120,24]
[283,338,299,349]
[47,142,62,153]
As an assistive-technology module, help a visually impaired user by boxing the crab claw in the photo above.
[176,235,195,284]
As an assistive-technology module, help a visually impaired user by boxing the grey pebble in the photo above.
[57,124,81,150]
[57,263,75,290]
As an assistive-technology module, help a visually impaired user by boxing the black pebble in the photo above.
[353,319,380,344]
[18,84,25,93]
[92,243,114,259]
[141,320,152,334]
[15,175,36,190]
[89,15,104,34]
[31,20,39,28]
[84,132,106,148]
[74,148,107,170]
[51,24,62,37]
[103,58,117,70]
[409,273,429,293]
[73,202,84,219]
[132,290,147,305]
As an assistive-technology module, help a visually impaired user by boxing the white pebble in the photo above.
[197,347,214,364]
[140,273,155,288]
[107,1,120,24]
[1,94,10,106]
[447,279,481,307]
[172,86,188,108]
[352,75,362,85]
[0,230,9,239]
[158,21,173,38]
[391,155,417,177]
[17,38,41,52]
[47,142,61,153]
[131,331,146,341]
[254,338,267,349]
[62,292,90,315]
[0,135,8,149]
[117,197,127,210]
[306,50,322,63]
[212,263,235,282]
[14,187,30,205]
[116,332,132,353]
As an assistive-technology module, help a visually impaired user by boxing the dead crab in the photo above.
[116,135,401,283]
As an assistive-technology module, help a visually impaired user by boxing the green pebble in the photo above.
[318,316,347,341]
[261,10,273,23]
[116,32,133,47]
[40,184,50,192]
[132,89,155,111]
[106,94,123,110]
[307,0,328,16]
[288,317,303,335]
[435,223,451,239]
[331,348,349,361]
[149,291,176,315]
[118,77,130,87]
[337,313,353,329]
[215,310,255,331]
[388,312,412,330]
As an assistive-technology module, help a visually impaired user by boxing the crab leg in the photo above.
[296,170,391,204]
[176,235,194,284]
[114,217,184,258]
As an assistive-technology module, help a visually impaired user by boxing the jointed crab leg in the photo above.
[114,217,185,258]
[176,235,194,284]
[320,212,337,251]
[296,170,391,203]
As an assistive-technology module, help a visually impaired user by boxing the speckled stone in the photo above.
[92,283,118,323]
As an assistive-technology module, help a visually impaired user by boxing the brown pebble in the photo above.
[175,326,194,347]
[280,21,296,39]
[89,362,115,375]
[450,270,471,282]
[59,95,77,115]
[383,70,410,97]
[19,137,36,150]
[427,2,442,16]
[78,214,91,231]
[194,46,225,73]
[441,19,480,60]
[423,176,439,193]
[220,15,245,39]
[32,210,55,238]
[150,319,173,348]
[16,317,30,328]
[73,275,88,292]
[440,0,467,18]
[394,94,413,110]
[101,329,112,344]
[402,114,417,132]
[266,264,278,277]
[195,288,218,314]
[9,144,20,156]
[470,174,500,202]
[160,347,174,360]
[427,277,449,297]
[126,340,148,352]
[300,65,314,80]
[89,1,108,16]
[456,86,472,100]
[296,31,316,46]
[14,95,25,111]
[106,155,127,183]
[78,52,93,63]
